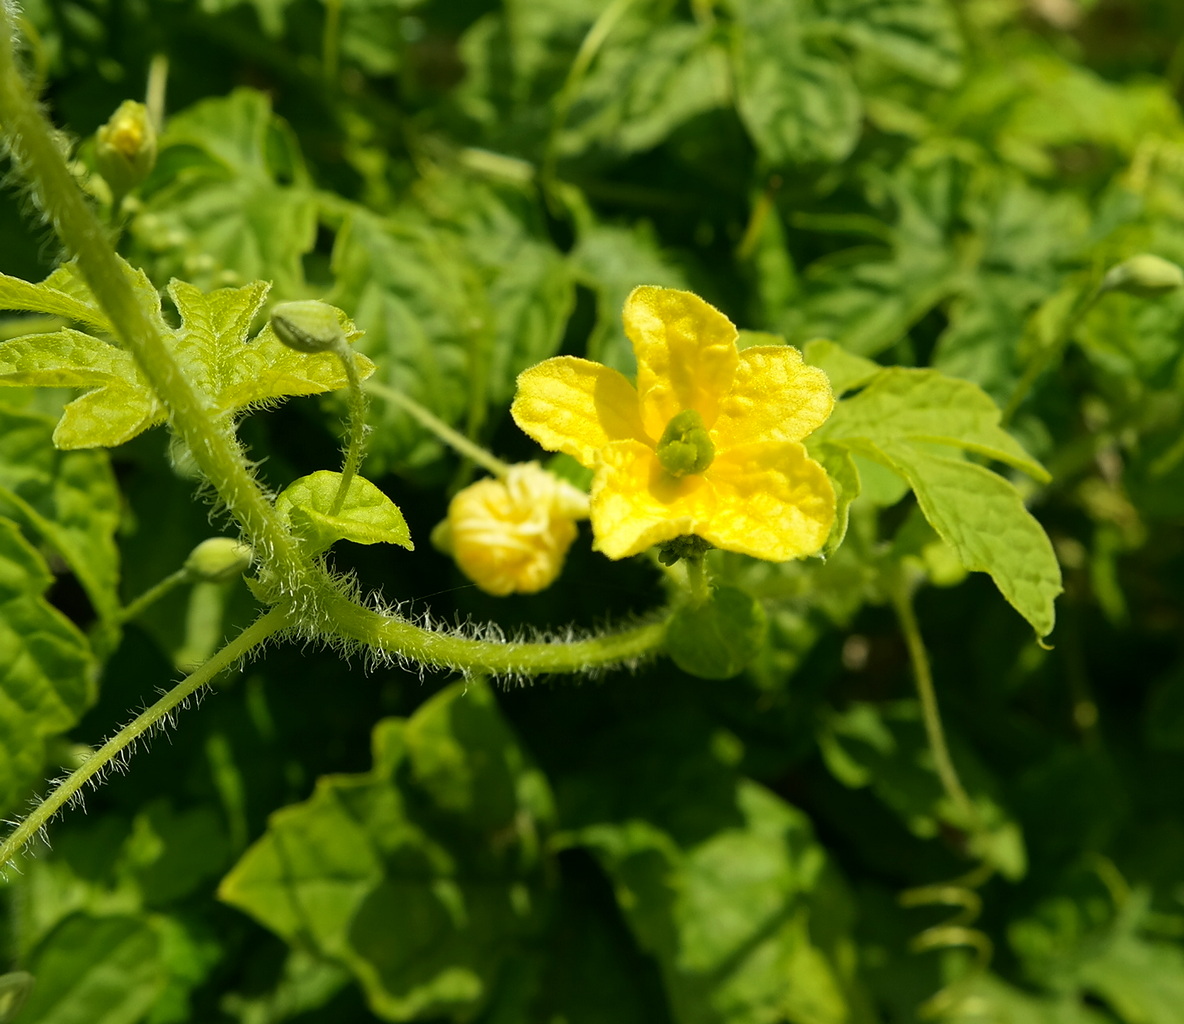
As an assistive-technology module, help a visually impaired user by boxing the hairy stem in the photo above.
[0,609,286,869]
[0,9,305,582]
[117,567,189,624]
[329,338,368,515]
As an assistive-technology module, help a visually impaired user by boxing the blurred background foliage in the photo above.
[4,0,1184,1021]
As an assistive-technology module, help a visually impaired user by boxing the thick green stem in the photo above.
[324,592,667,674]
[0,609,286,868]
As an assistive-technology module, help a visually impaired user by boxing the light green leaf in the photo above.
[820,0,964,87]
[0,406,122,625]
[330,183,572,472]
[0,269,111,333]
[819,367,1049,481]
[802,338,882,396]
[727,0,862,165]
[18,914,167,1024]
[558,18,730,158]
[811,442,861,557]
[0,269,372,449]
[219,680,556,1022]
[130,88,317,295]
[275,471,412,552]
[0,517,95,814]
[873,439,1061,637]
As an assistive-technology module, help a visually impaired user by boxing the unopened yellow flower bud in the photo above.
[95,100,157,199]
[184,537,254,583]
[433,463,589,596]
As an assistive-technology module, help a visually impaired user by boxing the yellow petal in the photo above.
[590,440,717,559]
[623,286,739,439]
[711,346,834,449]
[700,442,835,561]
[511,356,649,466]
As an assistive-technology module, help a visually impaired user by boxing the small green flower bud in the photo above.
[270,301,346,353]
[1101,254,1184,297]
[95,100,156,199]
[184,537,254,583]
[656,409,715,477]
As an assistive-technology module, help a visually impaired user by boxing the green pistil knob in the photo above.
[656,409,715,477]
[270,300,346,353]
[1101,254,1184,297]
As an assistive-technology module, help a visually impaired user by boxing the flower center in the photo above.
[656,409,715,477]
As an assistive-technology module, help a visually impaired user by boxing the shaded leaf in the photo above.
[219,680,556,1022]
[0,517,95,815]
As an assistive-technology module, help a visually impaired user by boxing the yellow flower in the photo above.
[433,462,590,596]
[511,286,835,561]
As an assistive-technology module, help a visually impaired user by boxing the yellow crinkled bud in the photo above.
[436,463,589,596]
[95,100,157,199]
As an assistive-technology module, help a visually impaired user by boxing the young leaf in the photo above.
[0,517,95,815]
[665,586,767,680]
[275,471,413,552]
[0,270,373,449]
[818,367,1049,481]
[218,680,556,1021]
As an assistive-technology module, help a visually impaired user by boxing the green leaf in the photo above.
[819,0,964,87]
[802,338,882,396]
[665,586,767,680]
[558,18,730,159]
[0,517,95,814]
[219,680,556,1022]
[0,406,122,625]
[0,268,111,333]
[0,270,372,449]
[275,471,413,552]
[874,440,1061,637]
[576,781,861,1024]
[727,0,862,165]
[130,88,317,295]
[330,183,572,472]
[819,367,1049,480]
[818,701,1027,879]
[17,914,168,1024]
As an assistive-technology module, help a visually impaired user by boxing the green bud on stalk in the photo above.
[270,300,347,353]
[185,537,254,583]
[1100,254,1184,297]
[95,100,156,200]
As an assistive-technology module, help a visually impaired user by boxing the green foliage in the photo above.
[2,0,1184,1021]
[219,680,555,1020]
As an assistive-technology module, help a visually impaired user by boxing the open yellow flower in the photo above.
[511,286,835,561]
[433,462,589,596]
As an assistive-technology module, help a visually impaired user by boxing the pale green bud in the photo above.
[1100,254,1184,297]
[656,409,715,477]
[95,100,156,198]
[184,537,254,583]
[270,301,346,353]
